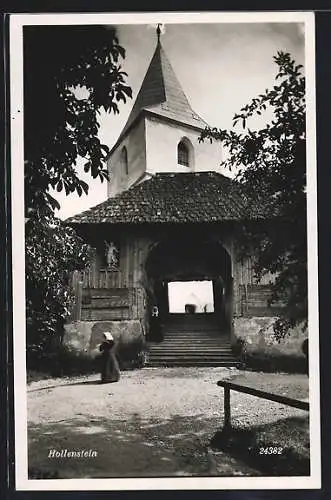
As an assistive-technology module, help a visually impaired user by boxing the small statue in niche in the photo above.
[104,241,119,270]
[151,305,159,318]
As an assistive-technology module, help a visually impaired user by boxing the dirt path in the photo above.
[28,367,308,478]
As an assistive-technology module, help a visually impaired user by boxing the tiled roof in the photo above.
[66,172,265,225]
[110,41,208,154]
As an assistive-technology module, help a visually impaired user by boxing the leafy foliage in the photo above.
[24,25,132,215]
[25,215,92,353]
[24,26,132,354]
[200,52,306,337]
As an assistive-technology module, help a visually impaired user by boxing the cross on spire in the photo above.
[108,24,208,152]
[156,24,162,43]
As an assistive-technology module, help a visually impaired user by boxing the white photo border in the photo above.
[10,10,320,491]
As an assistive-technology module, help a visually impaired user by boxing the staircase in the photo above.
[146,313,239,367]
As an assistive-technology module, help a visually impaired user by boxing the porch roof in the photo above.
[66,172,266,225]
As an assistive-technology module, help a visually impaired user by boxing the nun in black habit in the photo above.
[99,332,120,383]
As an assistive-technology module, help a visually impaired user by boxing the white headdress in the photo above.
[103,331,114,341]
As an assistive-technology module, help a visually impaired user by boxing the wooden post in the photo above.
[224,386,231,432]
[76,279,83,321]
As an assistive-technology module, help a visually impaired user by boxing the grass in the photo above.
[27,370,54,384]
[242,350,307,374]
[27,338,147,383]
[210,415,309,476]
[210,370,309,476]
[223,371,309,400]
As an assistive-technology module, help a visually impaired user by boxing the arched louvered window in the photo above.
[120,146,128,176]
[177,141,190,167]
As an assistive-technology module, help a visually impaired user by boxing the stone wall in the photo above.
[63,319,145,358]
[233,316,307,360]
[68,225,306,365]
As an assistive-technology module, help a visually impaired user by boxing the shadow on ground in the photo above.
[28,379,109,392]
[209,415,309,476]
[28,413,260,479]
[27,370,310,479]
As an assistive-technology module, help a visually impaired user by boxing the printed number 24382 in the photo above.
[259,447,283,455]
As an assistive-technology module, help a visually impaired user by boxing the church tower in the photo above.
[107,26,222,197]
[66,26,297,370]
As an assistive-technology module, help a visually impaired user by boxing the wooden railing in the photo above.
[82,268,124,289]
[217,380,309,432]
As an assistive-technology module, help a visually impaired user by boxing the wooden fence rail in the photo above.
[217,380,309,432]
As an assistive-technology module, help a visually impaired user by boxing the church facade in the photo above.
[65,32,302,365]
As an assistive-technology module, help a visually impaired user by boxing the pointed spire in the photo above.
[110,29,208,152]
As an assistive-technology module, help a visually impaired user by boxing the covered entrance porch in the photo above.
[144,231,238,366]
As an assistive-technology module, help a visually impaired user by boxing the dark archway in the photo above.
[145,233,233,336]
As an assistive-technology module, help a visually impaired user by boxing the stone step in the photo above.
[150,341,231,346]
[165,325,221,330]
[166,318,218,321]
[165,322,223,327]
[150,350,233,354]
[148,339,231,349]
[164,330,222,334]
[166,321,220,328]
[163,332,228,336]
[147,352,238,367]
[147,359,239,366]
[166,319,217,323]
[146,360,239,367]
[164,330,225,334]
[149,352,233,357]
[165,322,220,327]
[148,349,234,355]
[159,338,230,341]
[147,313,235,366]
[148,358,236,364]
[165,320,219,326]
[148,353,235,359]
[160,334,229,338]
[151,347,232,352]
[148,349,233,357]
[164,332,222,336]
[162,342,227,346]
[148,343,233,350]
[160,339,231,347]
